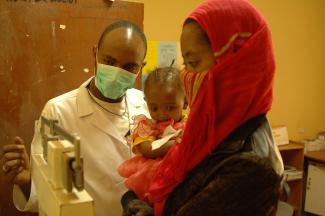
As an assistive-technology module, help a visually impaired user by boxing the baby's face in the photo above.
[145,83,185,123]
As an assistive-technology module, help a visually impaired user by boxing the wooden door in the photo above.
[0,1,144,215]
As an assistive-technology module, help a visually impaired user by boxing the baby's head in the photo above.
[144,67,187,123]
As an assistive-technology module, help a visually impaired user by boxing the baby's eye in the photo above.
[149,106,158,112]
[188,61,198,68]
[183,60,199,71]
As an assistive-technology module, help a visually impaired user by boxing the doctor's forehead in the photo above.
[98,28,146,63]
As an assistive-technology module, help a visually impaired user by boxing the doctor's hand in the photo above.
[2,136,31,186]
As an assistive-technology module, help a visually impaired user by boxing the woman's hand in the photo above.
[123,199,154,216]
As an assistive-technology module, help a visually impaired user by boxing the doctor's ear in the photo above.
[141,61,147,71]
[93,45,98,74]
[93,45,97,58]
[137,61,146,77]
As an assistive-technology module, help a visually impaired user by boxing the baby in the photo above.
[118,67,187,202]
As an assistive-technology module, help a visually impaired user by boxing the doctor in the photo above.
[1,20,149,216]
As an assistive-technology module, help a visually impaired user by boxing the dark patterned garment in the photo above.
[122,115,281,216]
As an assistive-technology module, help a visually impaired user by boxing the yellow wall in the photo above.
[251,0,325,141]
[129,0,203,40]
[130,0,325,141]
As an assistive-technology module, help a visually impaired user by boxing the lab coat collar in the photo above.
[91,108,127,143]
[76,77,94,118]
[76,77,147,144]
[76,76,145,118]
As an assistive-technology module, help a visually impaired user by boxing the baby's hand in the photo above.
[139,140,175,159]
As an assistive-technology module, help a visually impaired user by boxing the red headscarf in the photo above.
[148,0,275,215]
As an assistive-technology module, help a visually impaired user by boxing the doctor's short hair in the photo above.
[144,67,183,94]
[97,20,147,55]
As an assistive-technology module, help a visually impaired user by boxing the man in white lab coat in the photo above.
[2,20,149,216]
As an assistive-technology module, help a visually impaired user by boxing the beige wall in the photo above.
[130,0,325,141]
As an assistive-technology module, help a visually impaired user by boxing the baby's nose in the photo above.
[157,112,169,122]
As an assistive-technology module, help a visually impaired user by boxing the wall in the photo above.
[251,0,325,141]
[130,0,325,141]
[128,0,202,41]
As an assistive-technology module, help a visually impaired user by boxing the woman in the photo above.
[122,0,283,215]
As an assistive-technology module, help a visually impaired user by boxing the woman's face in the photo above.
[181,21,216,72]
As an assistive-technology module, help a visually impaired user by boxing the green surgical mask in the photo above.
[95,63,137,100]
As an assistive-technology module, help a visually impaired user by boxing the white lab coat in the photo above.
[13,77,149,216]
